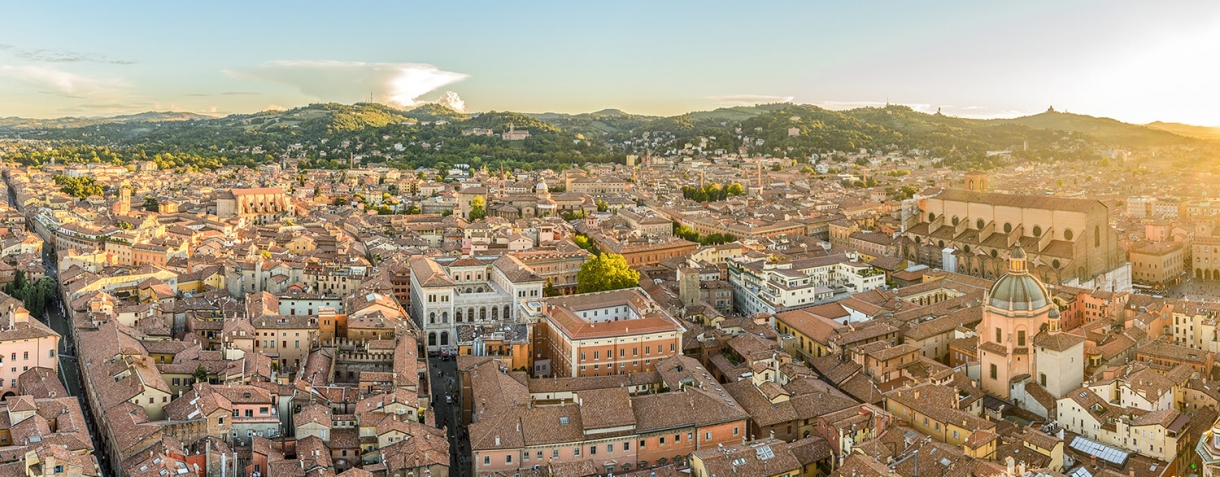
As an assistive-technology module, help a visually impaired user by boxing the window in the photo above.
[624,442,630,451]
[574,447,581,457]
[506,455,513,464]
[553,449,560,458]
[524,452,530,462]
[995,327,1002,344]
[706,431,712,441]
[659,437,665,445]
[22,352,27,360]
[640,440,646,449]
[483,456,490,466]
[1017,330,1026,347]
[990,364,997,380]
[218,417,223,425]
[590,446,597,455]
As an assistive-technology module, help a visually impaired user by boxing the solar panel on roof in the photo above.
[756,446,775,460]
[1068,437,1129,467]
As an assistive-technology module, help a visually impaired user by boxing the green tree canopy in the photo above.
[576,253,640,293]
[192,364,209,384]
[468,195,487,221]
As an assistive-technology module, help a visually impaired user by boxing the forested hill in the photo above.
[0,102,1202,172]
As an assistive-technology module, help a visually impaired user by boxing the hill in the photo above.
[0,101,1207,173]
[402,103,469,123]
[988,110,1194,147]
[0,111,212,132]
[1145,121,1220,142]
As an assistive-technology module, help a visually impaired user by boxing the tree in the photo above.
[543,280,560,297]
[405,204,421,215]
[192,364,209,384]
[52,175,104,199]
[334,197,349,206]
[468,195,487,221]
[576,253,640,293]
[572,234,598,255]
[725,183,745,196]
[142,196,159,212]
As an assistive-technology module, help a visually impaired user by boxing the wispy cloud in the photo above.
[0,64,129,99]
[225,60,468,107]
[707,94,795,106]
[0,43,135,65]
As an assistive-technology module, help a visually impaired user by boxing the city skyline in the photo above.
[1,0,1219,125]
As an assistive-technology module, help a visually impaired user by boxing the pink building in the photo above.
[0,306,59,399]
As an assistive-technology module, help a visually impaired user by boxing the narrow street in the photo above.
[429,355,470,477]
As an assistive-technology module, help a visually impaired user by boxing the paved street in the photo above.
[430,354,470,477]
[1164,277,1220,302]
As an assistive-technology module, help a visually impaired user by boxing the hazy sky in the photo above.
[2,1,1219,124]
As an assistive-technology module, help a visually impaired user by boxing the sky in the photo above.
[1,1,1219,125]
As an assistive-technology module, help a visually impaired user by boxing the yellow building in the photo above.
[1129,240,1185,286]
[884,383,996,452]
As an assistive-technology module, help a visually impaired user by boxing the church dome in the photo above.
[536,181,548,193]
[987,245,1049,311]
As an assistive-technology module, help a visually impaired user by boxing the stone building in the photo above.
[902,188,1129,291]
[976,246,1084,401]
[215,187,290,223]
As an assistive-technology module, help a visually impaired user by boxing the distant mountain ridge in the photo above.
[1,103,1206,147]
[1145,121,1220,141]
[0,101,1206,173]
[0,111,213,131]
[987,110,1194,147]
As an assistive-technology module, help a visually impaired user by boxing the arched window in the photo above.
[441,312,448,323]
[1003,222,1012,234]
[976,218,985,230]
[440,332,449,346]
[504,305,511,320]
[938,240,945,248]
[491,307,499,320]
[990,250,998,258]
[468,308,475,321]
[456,310,463,322]
[429,312,436,324]
[1052,259,1061,269]
[928,212,936,222]
[428,332,436,346]
[952,216,959,226]
[964,245,971,253]
[1064,228,1074,241]
[1032,225,1042,237]
[480,307,487,320]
